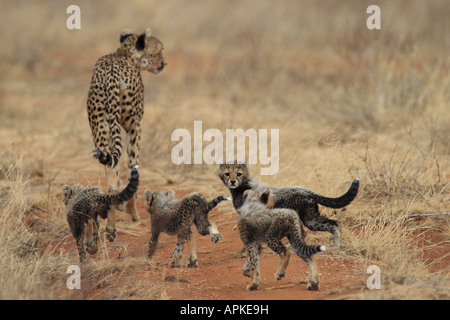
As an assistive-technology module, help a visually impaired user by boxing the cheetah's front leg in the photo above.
[207,221,222,243]
[147,230,160,260]
[186,232,198,268]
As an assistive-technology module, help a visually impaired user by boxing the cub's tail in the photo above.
[313,178,359,209]
[205,196,232,213]
[107,166,139,205]
[290,218,326,260]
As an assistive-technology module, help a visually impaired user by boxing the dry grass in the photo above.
[0,0,449,299]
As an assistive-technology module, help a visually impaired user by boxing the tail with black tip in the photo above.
[313,178,359,209]
[290,220,326,260]
[107,166,139,205]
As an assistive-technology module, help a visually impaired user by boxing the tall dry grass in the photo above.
[0,0,448,299]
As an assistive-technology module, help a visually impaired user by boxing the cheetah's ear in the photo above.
[136,28,152,51]
[145,28,152,39]
[120,29,134,43]
[266,192,275,209]
[167,189,175,197]
[144,190,153,205]
[243,189,251,202]
[62,185,71,201]
[136,33,146,51]
[218,163,227,176]
[260,189,274,209]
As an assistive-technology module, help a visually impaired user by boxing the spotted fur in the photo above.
[239,187,325,291]
[144,190,230,268]
[218,162,359,246]
[87,28,166,225]
[63,166,139,264]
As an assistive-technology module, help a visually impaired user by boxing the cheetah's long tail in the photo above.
[107,166,139,205]
[290,220,326,260]
[205,196,232,212]
[313,178,359,209]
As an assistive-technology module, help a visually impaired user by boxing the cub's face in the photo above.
[218,163,249,189]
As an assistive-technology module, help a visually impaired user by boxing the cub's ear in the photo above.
[144,190,153,204]
[241,162,249,170]
[243,189,251,202]
[120,29,134,43]
[260,189,275,209]
[218,163,228,172]
[62,185,71,201]
[260,189,274,208]
[168,189,175,197]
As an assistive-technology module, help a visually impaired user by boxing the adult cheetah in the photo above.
[87,28,166,237]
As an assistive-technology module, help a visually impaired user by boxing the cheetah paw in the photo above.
[275,272,286,280]
[186,258,198,268]
[246,282,260,291]
[105,227,117,242]
[307,282,320,290]
[210,232,222,243]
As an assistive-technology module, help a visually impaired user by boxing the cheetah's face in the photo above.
[218,162,249,189]
[120,28,166,74]
[140,36,166,75]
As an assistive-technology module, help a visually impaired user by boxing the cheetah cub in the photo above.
[144,190,230,268]
[62,166,139,264]
[219,162,359,246]
[238,187,326,291]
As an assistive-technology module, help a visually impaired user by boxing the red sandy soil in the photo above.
[49,180,366,300]
[46,174,448,300]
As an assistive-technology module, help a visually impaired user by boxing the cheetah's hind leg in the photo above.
[85,219,99,254]
[125,194,139,221]
[246,243,261,291]
[169,235,184,268]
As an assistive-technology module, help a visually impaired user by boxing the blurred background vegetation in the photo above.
[0,0,448,299]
